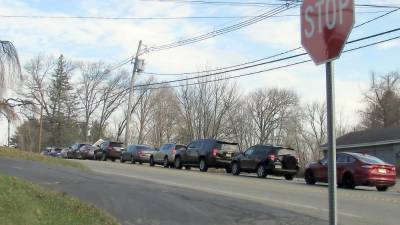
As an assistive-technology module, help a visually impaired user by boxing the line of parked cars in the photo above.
[43,138,397,192]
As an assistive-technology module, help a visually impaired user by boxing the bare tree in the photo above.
[97,71,129,141]
[247,88,298,144]
[0,40,21,95]
[360,71,400,129]
[76,62,108,141]
[177,75,238,142]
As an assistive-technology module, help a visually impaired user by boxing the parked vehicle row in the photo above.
[44,138,397,192]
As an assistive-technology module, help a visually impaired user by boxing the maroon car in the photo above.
[305,152,396,191]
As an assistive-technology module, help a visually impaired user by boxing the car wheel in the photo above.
[231,162,240,176]
[162,157,169,168]
[139,162,143,165]
[343,173,355,189]
[284,174,294,181]
[256,164,267,178]
[376,186,388,192]
[149,157,155,167]
[305,170,316,185]
[111,158,116,162]
[199,158,208,172]
[225,166,232,174]
[120,156,125,163]
[101,153,107,161]
[185,166,191,170]
[174,157,182,169]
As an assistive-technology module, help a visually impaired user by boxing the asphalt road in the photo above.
[1,157,399,225]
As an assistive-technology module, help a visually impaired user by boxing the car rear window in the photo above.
[216,142,239,152]
[137,146,154,151]
[175,145,187,150]
[355,154,386,164]
[110,142,123,147]
[275,147,297,156]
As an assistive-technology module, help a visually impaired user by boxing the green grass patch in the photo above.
[0,147,88,171]
[0,175,119,225]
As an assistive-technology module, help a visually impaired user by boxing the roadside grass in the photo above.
[0,175,119,225]
[0,147,88,171]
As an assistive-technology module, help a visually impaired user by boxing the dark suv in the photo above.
[149,143,187,168]
[174,139,239,172]
[99,140,124,161]
[231,145,299,180]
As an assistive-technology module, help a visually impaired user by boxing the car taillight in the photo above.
[172,147,176,155]
[212,148,218,157]
[269,154,276,161]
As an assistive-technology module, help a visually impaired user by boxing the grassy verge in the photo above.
[0,147,88,171]
[0,175,119,225]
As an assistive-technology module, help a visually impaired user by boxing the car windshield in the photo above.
[355,154,386,164]
[110,142,123,147]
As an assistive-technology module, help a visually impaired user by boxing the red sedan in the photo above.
[305,152,396,191]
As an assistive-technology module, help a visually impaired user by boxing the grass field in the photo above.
[0,147,88,171]
[0,175,119,225]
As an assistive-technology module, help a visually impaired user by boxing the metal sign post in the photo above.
[326,61,337,225]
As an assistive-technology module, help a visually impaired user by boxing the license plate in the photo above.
[378,168,386,174]
[226,153,232,158]
[275,164,282,169]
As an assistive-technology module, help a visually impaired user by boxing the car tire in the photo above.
[111,158,116,162]
[120,156,125,163]
[199,158,208,172]
[225,166,232,174]
[343,173,355,189]
[101,153,107,161]
[185,166,191,170]
[305,170,316,185]
[231,162,240,176]
[284,174,294,181]
[149,157,155,167]
[376,186,388,192]
[174,157,182,169]
[163,157,169,168]
[256,164,267,178]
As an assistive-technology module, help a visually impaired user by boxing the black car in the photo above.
[73,144,96,160]
[231,145,299,180]
[149,143,187,168]
[174,139,240,172]
[61,143,86,159]
[121,144,156,164]
[99,140,124,161]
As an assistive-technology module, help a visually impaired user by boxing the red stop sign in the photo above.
[301,0,355,65]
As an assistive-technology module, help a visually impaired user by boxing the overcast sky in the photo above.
[1,0,400,145]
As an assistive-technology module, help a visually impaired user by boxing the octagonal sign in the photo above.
[301,0,355,65]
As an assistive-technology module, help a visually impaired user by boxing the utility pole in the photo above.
[124,40,143,147]
[38,106,43,153]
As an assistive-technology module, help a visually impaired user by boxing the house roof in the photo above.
[322,127,400,150]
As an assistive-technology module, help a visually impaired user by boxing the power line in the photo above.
[145,3,297,52]
[141,35,400,90]
[146,0,400,9]
[143,9,400,76]
[136,27,400,87]
[0,10,391,21]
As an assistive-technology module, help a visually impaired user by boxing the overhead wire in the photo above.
[141,35,400,90]
[145,2,298,52]
[143,8,400,76]
[135,27,400,88]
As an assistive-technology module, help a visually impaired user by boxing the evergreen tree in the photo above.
[47,55,79,146]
